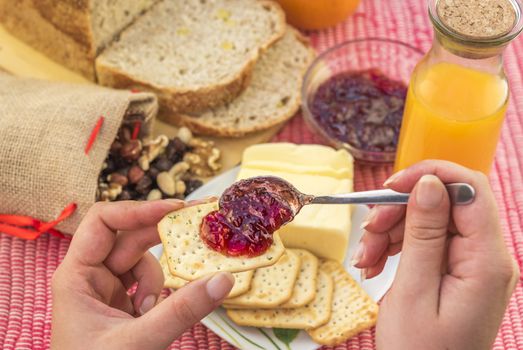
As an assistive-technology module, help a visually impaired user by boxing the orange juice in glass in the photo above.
[394,0,522,174]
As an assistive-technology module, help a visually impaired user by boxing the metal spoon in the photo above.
[309,183,475,205]
[223,177,476,216]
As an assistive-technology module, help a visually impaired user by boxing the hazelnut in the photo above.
[128,165,145,184]
[177,127,193,144]
[120,140,142,161]
[154,156,174,172]
[147,166,160,180]
[165,137,187,161]
[118,190,134,201]
[107,172,128,187]
[110,140,122,154]
[135,175,153,194]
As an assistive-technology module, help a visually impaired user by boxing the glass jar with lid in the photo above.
[394,0,523,174]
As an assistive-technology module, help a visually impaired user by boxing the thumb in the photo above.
[394,175,450,304]
[129,272,234,350]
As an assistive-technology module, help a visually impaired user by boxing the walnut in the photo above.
[188,137,212,148]
[183,152,202,165]
[185,143,221,177]
[207,148,221,171]
[144,135,169,162]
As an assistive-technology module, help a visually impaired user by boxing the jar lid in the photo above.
[436,0,517,39]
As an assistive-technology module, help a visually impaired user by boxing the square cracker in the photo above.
[160,253,187,289]
[307,260,379,346]
[160,253,254,298]
[158,201,285,280]
[226,269,333,329]
[223,250,301,308]
[280,249,318,308]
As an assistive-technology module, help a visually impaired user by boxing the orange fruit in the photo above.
[275,0,360,30]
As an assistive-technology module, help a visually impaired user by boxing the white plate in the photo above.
[150,167,400,350]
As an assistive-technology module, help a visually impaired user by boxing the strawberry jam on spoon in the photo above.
[200,176,308,257]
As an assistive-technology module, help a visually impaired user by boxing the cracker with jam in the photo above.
[158,200,286,280]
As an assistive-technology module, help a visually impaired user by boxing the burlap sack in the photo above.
[0,72,158,234]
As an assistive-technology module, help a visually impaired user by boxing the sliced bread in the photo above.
[165,27,315,137]
[96,0,286,114]
[0,0,158,80]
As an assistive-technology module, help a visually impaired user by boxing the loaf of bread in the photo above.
[96,0,286,114]
[0,0,158,80]
[166,28,315,137]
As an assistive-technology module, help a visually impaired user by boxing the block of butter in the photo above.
[238,143,354,263]
[242,143,353,179]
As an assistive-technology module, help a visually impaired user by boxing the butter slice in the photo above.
[238,143,354,262]
[242,143,353,180]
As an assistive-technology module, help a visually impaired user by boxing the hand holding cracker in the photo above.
[51,200,234,350]
[353,160,519,350]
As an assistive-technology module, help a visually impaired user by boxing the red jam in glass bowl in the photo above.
[310,69,407,153]
[200,176,306,257]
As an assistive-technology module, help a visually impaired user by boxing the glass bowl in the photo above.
[302,38,424,163]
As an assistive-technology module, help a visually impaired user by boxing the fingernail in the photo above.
[189,196,217,206]
[360,207,377,229]
[416,175,444,209]
[140,295,157,315]
[383,170,405,187]
[206,272,235,302]
[361,268,367,282]
[351,242,365,266]
[166,199,184,204]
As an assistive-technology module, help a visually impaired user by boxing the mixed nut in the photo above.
[97,124,222,202]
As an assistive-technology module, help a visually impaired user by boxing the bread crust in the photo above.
[0,0,158,80]
[96,54,256,115]
[0,0,96,81]
[95,0,286,114]
[165,29,315,138]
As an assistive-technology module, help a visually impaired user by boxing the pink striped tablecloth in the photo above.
[1,0,523,349]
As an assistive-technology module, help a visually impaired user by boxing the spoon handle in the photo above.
[310,183,475,206]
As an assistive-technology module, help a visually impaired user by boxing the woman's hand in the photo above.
[51,199,234,350]
[352,160,519,350]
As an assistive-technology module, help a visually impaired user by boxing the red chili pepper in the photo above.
[84,116,105,155]
[131,121,142,140]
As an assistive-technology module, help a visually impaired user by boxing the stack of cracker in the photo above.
[158,201,379,346]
